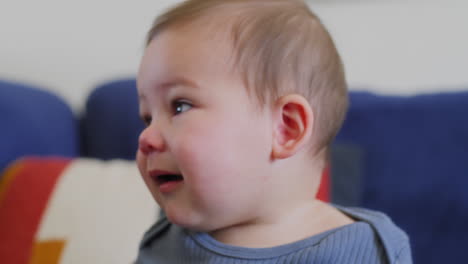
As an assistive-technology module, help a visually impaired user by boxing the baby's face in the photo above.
[136,27,274,231]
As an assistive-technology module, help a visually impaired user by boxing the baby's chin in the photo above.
[164,208,231,234]
[164,207,209,229]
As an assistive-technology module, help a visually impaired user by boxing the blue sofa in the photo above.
[0,80,79,171]
[1,79,467,263]
[337,91,468,263]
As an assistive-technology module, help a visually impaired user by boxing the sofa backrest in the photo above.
[0,80,78,173]
[80,79,144,160]
[336,91,468,264]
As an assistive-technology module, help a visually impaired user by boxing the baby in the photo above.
[135,0,412,263]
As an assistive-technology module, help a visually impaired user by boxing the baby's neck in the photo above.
[209,200,354,248]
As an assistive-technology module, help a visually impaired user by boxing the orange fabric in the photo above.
[316,165,330,202]
[0,158,71,264]
[28,240,66,264]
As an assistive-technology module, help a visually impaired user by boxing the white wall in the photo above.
[0,0,182,112]
[1,1,467,112]
[315,2,468,95]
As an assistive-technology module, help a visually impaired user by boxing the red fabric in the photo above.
[316,165,330,202]
[0,158,71,264]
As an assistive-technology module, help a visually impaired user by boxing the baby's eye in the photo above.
[172,100,192,115]
[141,115,152,126]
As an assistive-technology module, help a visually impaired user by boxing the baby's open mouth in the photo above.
[149,170,184,193]
[155,174,184,185]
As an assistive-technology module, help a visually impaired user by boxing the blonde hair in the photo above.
[146,0,348,155]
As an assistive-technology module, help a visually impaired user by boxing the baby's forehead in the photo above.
[154,19,240,75]
[140,21,244,90]
[164,26,236,72]
[167,10,236,46]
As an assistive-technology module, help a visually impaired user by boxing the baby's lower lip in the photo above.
[158,180,184,193]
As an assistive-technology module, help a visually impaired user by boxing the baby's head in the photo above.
[136,0,348,233]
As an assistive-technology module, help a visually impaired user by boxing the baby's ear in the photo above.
[271,94,314,160]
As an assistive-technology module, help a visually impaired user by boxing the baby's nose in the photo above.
[138,125,166,154]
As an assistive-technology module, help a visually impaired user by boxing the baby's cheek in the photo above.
[175,122,223,163]
[175,127,237,189]
[136,151,147,178]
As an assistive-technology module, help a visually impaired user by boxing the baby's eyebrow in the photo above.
[158,77,199,91]
[138,76,199,102]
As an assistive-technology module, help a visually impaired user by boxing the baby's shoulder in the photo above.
[136,207,411,263]
[139,216,171,249]
[334,206,412,264]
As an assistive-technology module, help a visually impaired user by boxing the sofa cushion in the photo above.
[336,91,468,263]
[0,157,157,264]
[81,79,144,160]
[0,80,78,174]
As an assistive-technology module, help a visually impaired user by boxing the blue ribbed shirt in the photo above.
[136,207,412,263]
